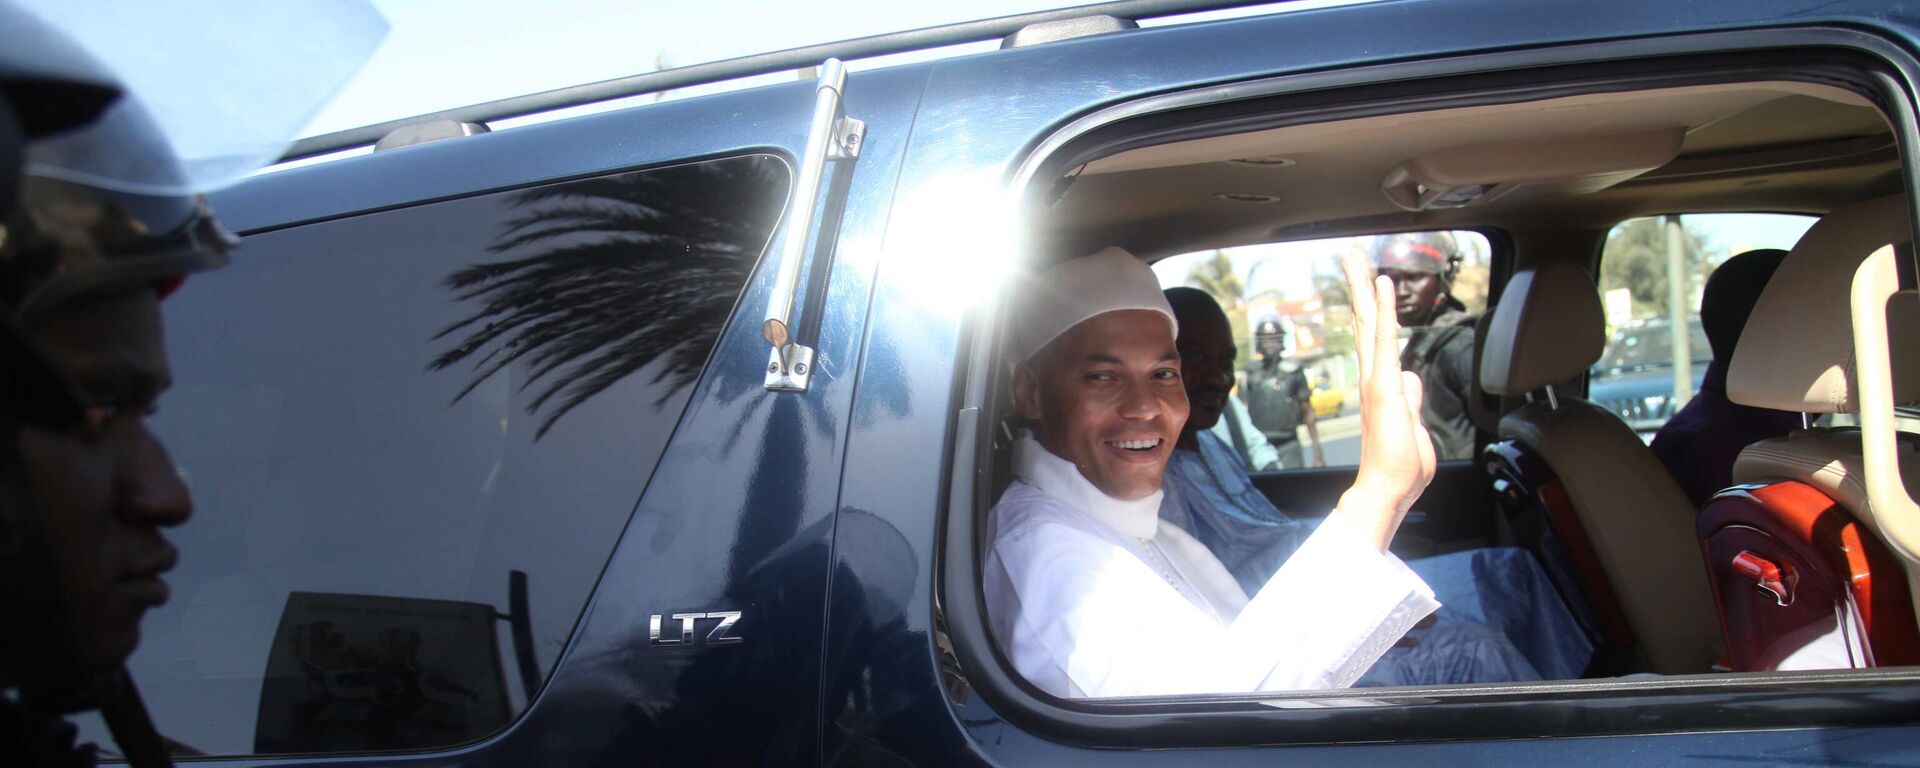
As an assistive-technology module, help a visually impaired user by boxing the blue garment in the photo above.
[1359,619,1539,687]
[1650,360,1802,506]
[1162,431,1595,683]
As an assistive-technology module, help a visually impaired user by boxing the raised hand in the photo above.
[1333,253,1439,551]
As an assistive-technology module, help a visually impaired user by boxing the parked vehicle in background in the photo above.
[1310,375,1345,418]
[1589,317,1712,436]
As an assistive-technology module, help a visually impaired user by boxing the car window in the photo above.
[1153,231,1492,470]
[1595,214,1816,438]
[98,154,790,757]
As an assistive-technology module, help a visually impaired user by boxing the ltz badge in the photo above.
[648,611,743,647]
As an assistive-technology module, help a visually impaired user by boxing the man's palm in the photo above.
[1335,254,1439,548]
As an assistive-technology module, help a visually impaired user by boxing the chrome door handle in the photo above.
[764,58,864,392]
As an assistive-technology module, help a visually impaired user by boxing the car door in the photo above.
[827,0,1920,764]
[104,62,920,766]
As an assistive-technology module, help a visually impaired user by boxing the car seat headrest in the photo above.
[1468,312,1520,432]
[1728,194,1919,413]
[1477,260,1606,397]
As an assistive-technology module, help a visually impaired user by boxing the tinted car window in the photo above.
[119,154,790,756]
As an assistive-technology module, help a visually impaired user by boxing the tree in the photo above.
[1309,268,1355,356]
[1600,217,1712,319]
[1185,250,1244,310]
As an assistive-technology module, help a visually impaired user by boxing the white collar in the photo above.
[1012,431,1163,540]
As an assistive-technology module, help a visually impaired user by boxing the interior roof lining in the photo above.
[1034,77,1895,262]
[1078,81,1878,176]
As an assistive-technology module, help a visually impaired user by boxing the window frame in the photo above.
[940,30,1920,749]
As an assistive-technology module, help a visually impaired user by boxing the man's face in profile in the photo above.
[1017,309,1189,500]
[1380,267,1445,327]
[1173,301,1235,435]
[16,289,191,670]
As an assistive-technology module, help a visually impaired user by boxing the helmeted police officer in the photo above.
[1242,316,1325,468]
[2,3,381,762]
[0,8,243,765]
[1370,232,1476,460]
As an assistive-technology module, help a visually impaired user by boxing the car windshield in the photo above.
[1595,319,1711,374]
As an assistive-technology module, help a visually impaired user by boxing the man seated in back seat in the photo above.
[1161,287,1595,683]
[985,247,1447,697]
[1650,248,1803,506]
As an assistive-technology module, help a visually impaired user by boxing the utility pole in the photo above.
[1664,215,1693,408]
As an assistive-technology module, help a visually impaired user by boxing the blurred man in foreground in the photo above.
[1,101,223,768]
[0,3,381,764]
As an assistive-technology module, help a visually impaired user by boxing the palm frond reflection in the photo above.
[429,155,790,436]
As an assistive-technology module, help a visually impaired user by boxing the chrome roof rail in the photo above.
[283,0,1296,162]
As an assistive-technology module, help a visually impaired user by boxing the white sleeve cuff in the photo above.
[1230,511,1440,690]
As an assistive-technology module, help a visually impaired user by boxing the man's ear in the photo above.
[1014,361,1044,421]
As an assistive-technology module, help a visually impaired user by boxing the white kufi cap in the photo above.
[1012,247,1178,362]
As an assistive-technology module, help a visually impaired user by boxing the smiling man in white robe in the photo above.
[984,246,1442,698]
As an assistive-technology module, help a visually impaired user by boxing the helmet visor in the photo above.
[15,0,387,195]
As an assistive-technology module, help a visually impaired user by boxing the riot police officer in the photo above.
[1370,233,1476,460]
[0,4,379,764]
[1243,317,1325,468]
[0,12,233,767]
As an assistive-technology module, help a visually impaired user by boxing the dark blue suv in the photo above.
[98,0,1920,763]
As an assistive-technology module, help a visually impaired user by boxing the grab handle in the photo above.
[1730,550,1795,607]
[764,58,864,392]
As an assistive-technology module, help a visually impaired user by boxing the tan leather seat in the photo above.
[1705,194,1920,669]
[1727,198,1918,496]
[1480,260,1722,674]
[1734,429,1920,519]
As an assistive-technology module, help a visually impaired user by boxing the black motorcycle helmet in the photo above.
[1252,316,1286,363]
[1,4,234,766]
[1253,316,1285,339]
[0,2,115,219]
[0,3,235,428]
